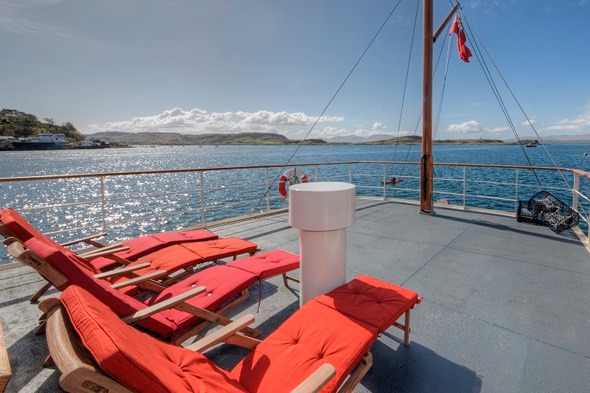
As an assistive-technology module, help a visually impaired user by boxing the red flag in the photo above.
[450,15,472,63]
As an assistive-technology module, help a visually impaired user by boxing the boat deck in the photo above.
[1,199,589,392]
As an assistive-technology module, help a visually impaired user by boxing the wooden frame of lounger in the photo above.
[42,299,371,393]
[5,238,302,346]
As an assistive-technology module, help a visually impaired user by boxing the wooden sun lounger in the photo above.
[6,238,299,345]
[42,275,421,393]
[0,207,235,300]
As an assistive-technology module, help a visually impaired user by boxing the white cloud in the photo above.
[546,105,590,133]
[448,120,483,134]
[372,122,385,130]
[84,108,345,137]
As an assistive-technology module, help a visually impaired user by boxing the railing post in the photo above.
[348,164,353,183]
[382,164,387,199]
[572,172,580,211]
[462,166,467,209]
[571,173,587,248]
[200,171,206,226]
[514,169,520,205]
[265,168,270,212]
[100,177,107,233]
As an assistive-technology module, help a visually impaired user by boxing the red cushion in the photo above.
[230,300,377,393]
[226,250,300,279]
[0,208,60,246]
[24,238,180,339]
[96,243,222,291]
[132,244,206,273]
[60,285,248,393]
[92,237,257,273]
[179,238,258,261]
[113,230,219,260]
[150,265,256,308]
[150,230,219,245]
[146,265,257,335]
[0,208,97,272]
[314,275,419,332]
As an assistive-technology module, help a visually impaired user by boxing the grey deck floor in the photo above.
[1,199,589,392]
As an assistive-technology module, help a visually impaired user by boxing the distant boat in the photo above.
[380,177,404,185]
[524,140,538,147]
[79,138,110,149]
[8,133,70,150]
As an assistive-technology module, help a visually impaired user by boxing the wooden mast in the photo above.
[421,0,434,213]
[420,1,460,214]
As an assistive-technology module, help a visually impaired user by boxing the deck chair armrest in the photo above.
[2,238,19,247]
[60,232,108,248]
[121,286,206,324]
[186,314,259,353]
[81,246,130,259]
[93,262,151,279]
[290,363,336,393]
[110,270,167,290]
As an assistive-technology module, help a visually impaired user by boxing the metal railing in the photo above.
[1,161,589,262]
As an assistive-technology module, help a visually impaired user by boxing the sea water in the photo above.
[2,143,590,178]
[1,143,590,263]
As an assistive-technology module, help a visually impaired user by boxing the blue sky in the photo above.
[1,0,588,141]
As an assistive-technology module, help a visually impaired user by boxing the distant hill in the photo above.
[86,131,327,145]
[85,130,590,146]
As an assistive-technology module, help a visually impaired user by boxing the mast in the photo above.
[420,1,460,214]
[420,0,434,214]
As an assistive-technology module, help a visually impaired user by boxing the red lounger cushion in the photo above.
[116,230,219,260]
[226,250,300,279]
[179,238,258,260]
[92,237,257,273]
[230,300,378,393]
[146,265,258,330]
[0,208,61,247]
[314,274,419,332]
[24,237,182,339]
[60,285,249,393]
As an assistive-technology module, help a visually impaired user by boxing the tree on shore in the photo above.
[0,109,84,141]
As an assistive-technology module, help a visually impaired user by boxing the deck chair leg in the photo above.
[337,352,373,393]
[35,320,47,335]
[30,282,52,303]
[282,273,300,288]
[392,309,413,345]
[403,309,411,346]
[42,354,54,368]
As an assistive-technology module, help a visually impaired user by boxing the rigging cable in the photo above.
[251,0,405,213]
[460,10,573,192]
[392,0,420,160]
[458,9,543,185]
[388,0,420,198]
